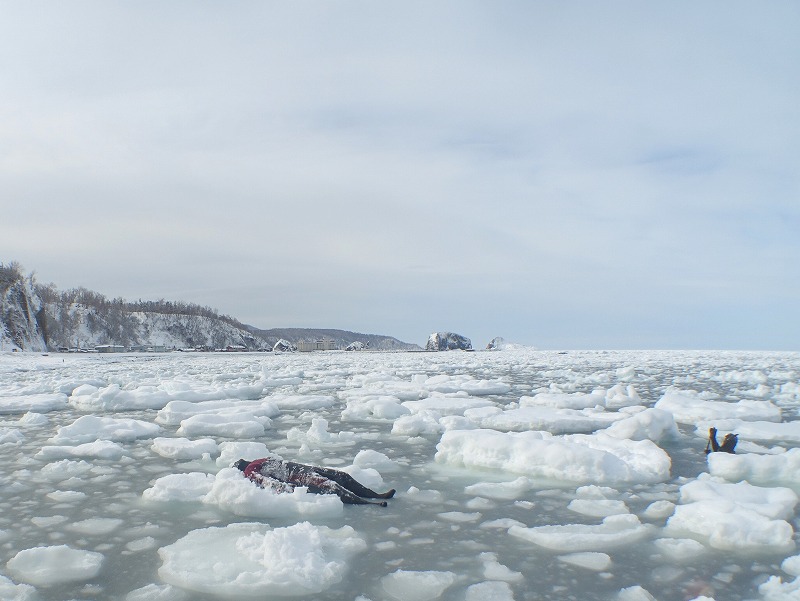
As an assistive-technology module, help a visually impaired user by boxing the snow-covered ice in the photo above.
[158,521,366,597]
[0,348,799,600]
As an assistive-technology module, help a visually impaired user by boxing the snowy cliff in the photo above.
[0,264,47,351]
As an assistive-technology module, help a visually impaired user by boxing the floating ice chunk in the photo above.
[714,369,769,384]
[479,552,523,582]
[37,440,127,460]
[783,555,800,578]
[125,583,189,600]
[616,366,636,379]
[437,511,482,523]
[436,429,671,485]
[158,521,366,597]
[464,477,533,500]
[155,399,280,426]
[618,586,657,601]
[6,545,103,585]
[50,415,160,445]
[392,411,443,436]
[287,417,357,446]
[0,575,36,601]
[380,569,457,601]
[66,517,124,536]
[403,395,496,416]
[654,391,781,424]
[405,487,445,503]
[603,408,680,442]
[341,396,411,421]
[642,501,675,520]
[0,392,68,414]
[568,499,629,518]
[665,477,796,551]
[46,489,87,502]
[31,515,68,528]
[70,381,266,411]
[465,580,516,601]
[126,537,157,553]
[481,518,528,530]
[652,538,706,561]
[151,437,219,460]
[509,514,653,552]
[759,574,800,600]
[678,476,798,520]
[604,384,641,409]
[575,485,620,499]
[18,411,48,426]
[216,441,272,467]
[271,394,335,410]
[558,552,612,571]
[177,413,267,438]
[520,391,606,410]
[423,374,510,396]
[142,473,216,503]
[352,449,400,472]
[39,459,94,481]
[203,468,344,519]
[260,374,304,388]
[0,428,24,445]
[467,406,624,435]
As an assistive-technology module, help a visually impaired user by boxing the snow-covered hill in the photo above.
[0,263,419,352]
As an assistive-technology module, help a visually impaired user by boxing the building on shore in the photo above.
[297,339,336,352]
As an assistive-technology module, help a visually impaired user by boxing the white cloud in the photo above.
[2,1,799,349]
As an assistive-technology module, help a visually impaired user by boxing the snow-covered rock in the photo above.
[426,332,472,351]
[486,336,530,350]
[272,339,297,352]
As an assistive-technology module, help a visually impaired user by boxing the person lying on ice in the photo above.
[233,456,396,506]
[705,427,738,454]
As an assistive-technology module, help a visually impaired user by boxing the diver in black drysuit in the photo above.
[705,427,738,454]
[234,457,395,506]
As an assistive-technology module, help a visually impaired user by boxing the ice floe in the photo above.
[158,521,366,597]
[708,447,800,489]
[436,429,671,485]
[664,475,797,551]
[50,415,160,444]
[0,392,68,414]
[37,440,128,460]
[509,514,654,552]
[2,348,799,601]
[151,437,219,460]
[6,545,104,585]
[654,390,781,424]
[155,398,279,426]
[69,380,266,411]
[380,569,457,601]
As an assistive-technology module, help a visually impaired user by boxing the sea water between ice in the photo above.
[1,349,799,601]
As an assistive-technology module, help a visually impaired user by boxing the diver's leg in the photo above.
[307,481,388,506]
[311,467,396,499]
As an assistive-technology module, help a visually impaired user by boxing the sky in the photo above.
[2,1,799,350]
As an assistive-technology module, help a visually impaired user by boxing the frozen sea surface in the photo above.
[1,349,800,601]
